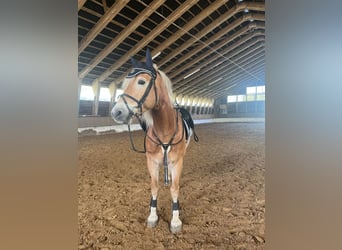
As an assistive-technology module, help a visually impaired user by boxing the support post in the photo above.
[78,82,82,116]
[92,80,100,116]
[108,82,117,116]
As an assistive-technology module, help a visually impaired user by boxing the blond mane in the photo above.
[156,69,174,105]
[143,66,174,127]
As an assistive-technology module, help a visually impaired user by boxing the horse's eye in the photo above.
[138,79,146,85]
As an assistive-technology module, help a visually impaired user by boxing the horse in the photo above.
[111,49,198,233]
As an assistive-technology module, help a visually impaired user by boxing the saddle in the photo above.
[177,107,199,142]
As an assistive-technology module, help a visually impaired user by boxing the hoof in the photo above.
[170,223,182,234]
[170,217,182,234]
[147,219,158,228]
[147,215,158,228]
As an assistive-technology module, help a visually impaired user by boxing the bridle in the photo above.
[117,70,158,153]
[119,70,158,120]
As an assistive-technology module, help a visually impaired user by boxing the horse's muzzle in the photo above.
[111,102,131,123]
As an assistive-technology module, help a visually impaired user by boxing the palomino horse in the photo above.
[111,49,198,233]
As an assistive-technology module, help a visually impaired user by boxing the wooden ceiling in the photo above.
[78,0,265,99]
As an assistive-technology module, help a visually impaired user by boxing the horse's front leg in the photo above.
[146,155,159,228]
[169,157,184,233]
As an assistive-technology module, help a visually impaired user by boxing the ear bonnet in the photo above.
[127,48,156,78]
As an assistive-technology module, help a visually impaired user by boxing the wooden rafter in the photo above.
[102,0,227,85]
[183,43,265,96]
[78,0,87,11]
[77,0,265,101]
[187,48,265,97]
[159,2,264,69]
[166,14,265,80]
[150,0,227,64]
[78,0,130,55]
[101,2,265,86]
[79,0,166,79]
[173,35,265,95]
[101,0,108,11]
[172,31,264,88]
[96,0,199,83]
[209,65,265,98]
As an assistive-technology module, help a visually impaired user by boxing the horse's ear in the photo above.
[146,48,153,68]
[130,57,138,68]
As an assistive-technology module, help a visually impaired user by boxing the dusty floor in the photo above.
[78,122,265,249]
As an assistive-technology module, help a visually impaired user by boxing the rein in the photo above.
[127,119,147,153]
[119,72,157,154]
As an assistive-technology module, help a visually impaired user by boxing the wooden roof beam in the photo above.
[177,43,265,96]
[79,0,166,79]
[185,46,265,95]
[78,0,87,11]
[181,41,265,91]
[191,64,265,98]
[167,16,264,80]
[101,0,108,11]
[187,50,265,96]
[78,0,130,54]
[174,37,264,94]
[96,0,199,83]
[108,0,227,86]
[172,30,265,87]
[209,66,265,98]
[176,38,263,91]
[96,1,265,85]
[159,2,265,69]
[202,58,266,94]
[150,0,228,62]
[163,17,259,77]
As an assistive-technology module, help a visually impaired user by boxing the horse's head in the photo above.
[111,49,158,123]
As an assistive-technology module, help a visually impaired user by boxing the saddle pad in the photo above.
[177,107,199,142]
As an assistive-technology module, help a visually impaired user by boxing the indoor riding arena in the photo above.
[78,0,265,249]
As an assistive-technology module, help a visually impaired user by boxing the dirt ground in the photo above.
[78,122,265,249]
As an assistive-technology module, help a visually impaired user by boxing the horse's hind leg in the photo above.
[169,158,184,233]
[147,156,159,228]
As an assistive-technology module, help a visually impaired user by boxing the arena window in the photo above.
[237,95,246,102]
[228,85,265,103]
[79,85,94,100]
[227,95,237,103]
[99,87,111,102]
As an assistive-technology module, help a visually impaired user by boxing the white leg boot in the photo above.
[170,201,182,233]
[147,198,158,227]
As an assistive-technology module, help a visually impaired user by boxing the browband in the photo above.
[127,67,156,79]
